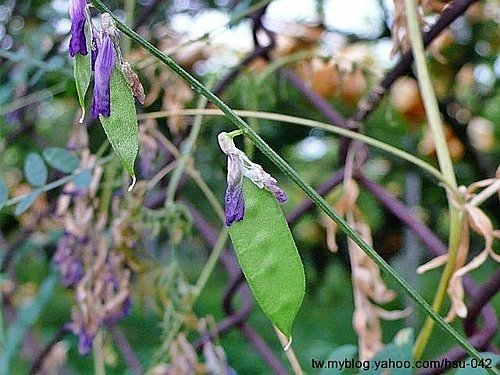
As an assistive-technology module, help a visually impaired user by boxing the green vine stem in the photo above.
[164,80,212,207]
[139,108,447,185]
[148,228,229,369]
[90,0,492,369]
[122,0,134,55]
[403,0,463,360]
[93,329,106,375]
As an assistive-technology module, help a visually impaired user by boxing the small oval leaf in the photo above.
[229,180,305,338]
[99,69,138,180]
[24,153,47,187]
[74,53,91,122]
[43,147,80,173]
[72,169,92,190]
[0,178,8,209]
[14,189,41,216]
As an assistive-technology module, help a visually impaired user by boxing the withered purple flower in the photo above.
[225,154,245,226]
[68,313,96,355]
[69,0,88,57]
[91,32,115,118]
[104,296,131,326]
[218,132,287,226]
[54,232,84,287]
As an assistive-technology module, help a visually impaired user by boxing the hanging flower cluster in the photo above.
[218,132,287,226]
[54,146,132,355]
[322,178,409,360]
[68,0,144,118]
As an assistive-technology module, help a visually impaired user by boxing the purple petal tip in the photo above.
[69,0,88,57]
[224,186,245,226]
[91,34,115,118]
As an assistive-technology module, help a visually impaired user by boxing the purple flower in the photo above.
[54,233,84,287]
[104,296,132,326]
[78,330,95,355]
[218,132,287,226]
[66,314,96,355]
[224,153,245,226]
[91,33,115,118]
[69,0,88,57]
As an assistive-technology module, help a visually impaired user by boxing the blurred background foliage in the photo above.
[0,0,499,373]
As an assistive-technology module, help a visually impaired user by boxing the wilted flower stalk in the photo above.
[417,173,500,321]
[324,150,409,360]
[218,132,287,226]
[54,148,133,355]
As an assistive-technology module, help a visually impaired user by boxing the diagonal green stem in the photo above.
[90,1,493,370]
[403,0,464,360]
[139,108,447,185]
[164,87,210,206]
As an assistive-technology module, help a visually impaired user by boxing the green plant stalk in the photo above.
[148,127,225,222]
[192,227,229,301]
[123,0,134,55]
[99,158,118,218]
[164,87,210,207]
[243,77,259,157]
[0,82,67,116]
[148,228,229,369]
[403,0,463,360]
[93,330,106,375]
[91,1,491,369]
[140,108,447,185]
[414,211,461,357]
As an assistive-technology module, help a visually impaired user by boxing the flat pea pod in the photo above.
[229,179,305,338]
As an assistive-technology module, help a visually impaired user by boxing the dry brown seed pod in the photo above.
[121,61,146,106]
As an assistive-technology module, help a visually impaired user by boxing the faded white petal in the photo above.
[416,254,448,274]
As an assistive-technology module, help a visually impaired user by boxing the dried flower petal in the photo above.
[121,61,145,106]
[416,254,448,274]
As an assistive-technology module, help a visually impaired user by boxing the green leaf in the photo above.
[43,147,80,173]
[229,180,305,338]
[320,345,358,375]
[0,178,7,209]
[72,169,92,190]
[363,328,413,375]
[23,153,47,187]
[0,272,57,375]
[74,53,91,122]
[14,189,41,216]
[455,353,500,375]
[99,69,138,181]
